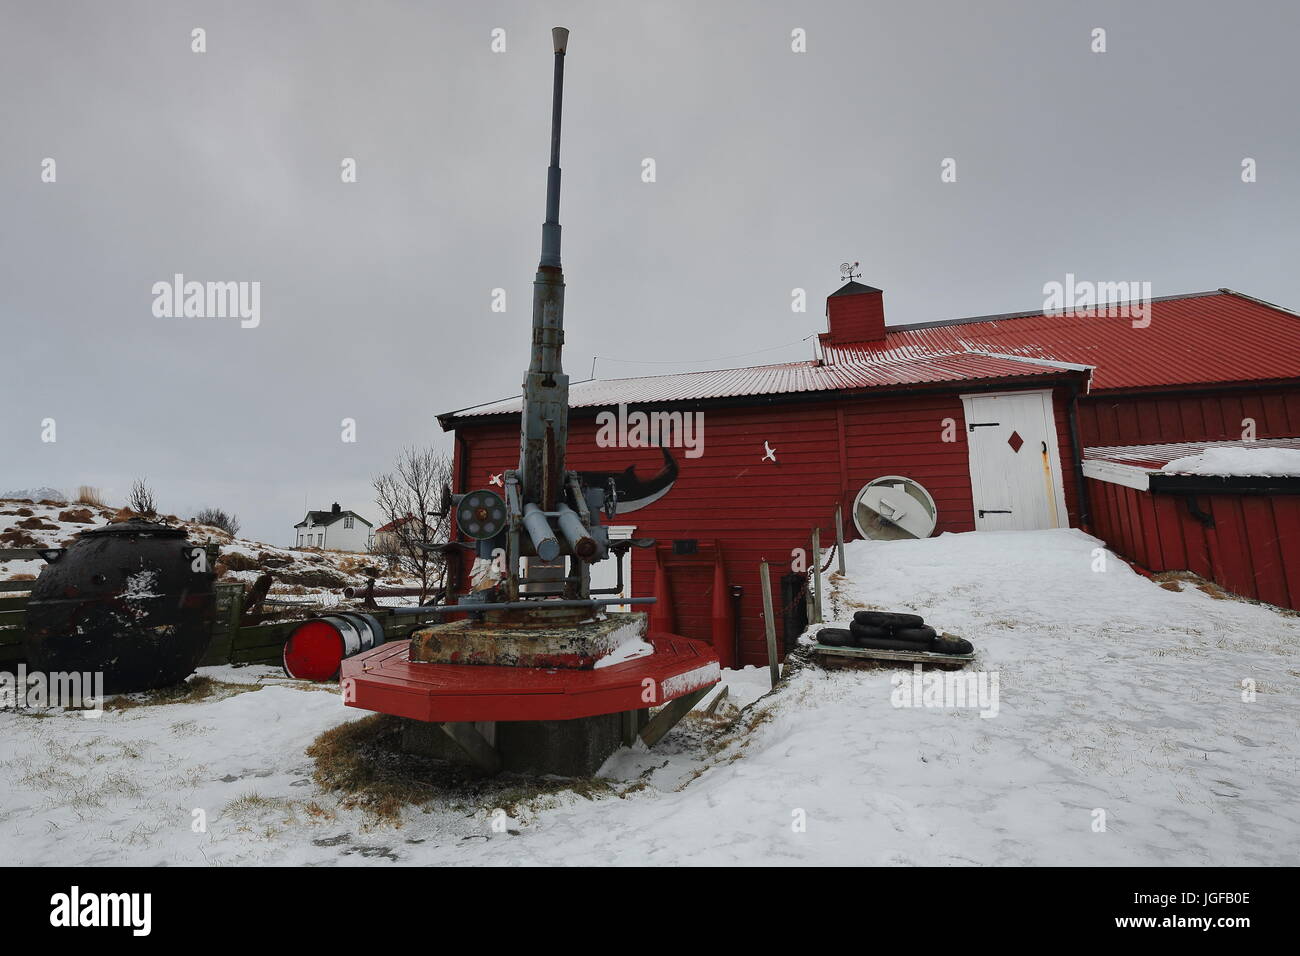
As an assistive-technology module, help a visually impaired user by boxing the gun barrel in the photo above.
[522,503,560,561]
[556,502,598,560]
[518,29,572,510]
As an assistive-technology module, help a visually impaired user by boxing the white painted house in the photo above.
[294,503,373,552]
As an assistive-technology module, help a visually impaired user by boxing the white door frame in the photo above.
[593,525,637,610]
[959,388,1069,531]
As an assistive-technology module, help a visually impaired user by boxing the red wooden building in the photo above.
[441,283,1300,666]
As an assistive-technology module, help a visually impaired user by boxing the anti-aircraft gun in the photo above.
[445,27,649,616]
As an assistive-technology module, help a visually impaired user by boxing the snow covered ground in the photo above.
[2,528,1297,866]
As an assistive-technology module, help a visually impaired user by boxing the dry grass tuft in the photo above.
[76,486,107,507]
[1197,581,1230,600]
[103,675,262,712]
[306,715,620,823]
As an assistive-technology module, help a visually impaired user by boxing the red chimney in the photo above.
[823,281,886,344]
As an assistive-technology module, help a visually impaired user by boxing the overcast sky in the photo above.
[3,0,1297,544]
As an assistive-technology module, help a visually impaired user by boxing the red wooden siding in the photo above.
[1087,477,1300,612]
[1078,386,1300,447]
[454,387,1081,666]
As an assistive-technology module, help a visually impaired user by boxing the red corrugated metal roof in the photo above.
[441,289,1300,426]
[444,351,1077,422]
[827,290,1300,392]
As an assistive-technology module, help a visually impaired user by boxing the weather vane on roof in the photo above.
[840,261,861,281]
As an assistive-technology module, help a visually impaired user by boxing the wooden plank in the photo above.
[812,643,974,665]
[200,583,246,667]
[834,503,846,575]
[639,687,712,748]
[0,581,35,593]
[1241,496,1287,608]
[811,527,823,624]
[228,644,287,665]
[703,684,730,715]
[759,560,779,688]
[1272,497,1300,612]
[0,548,43,560]
[230,620,299,650]
[1210,496,1255,600]
[0,596,29,611]
[0,609,26,627]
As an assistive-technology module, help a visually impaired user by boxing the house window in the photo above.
[344,516,354,529]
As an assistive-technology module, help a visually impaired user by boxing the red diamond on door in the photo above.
[1007,431,1024,452]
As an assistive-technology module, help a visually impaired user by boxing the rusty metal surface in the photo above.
[409,611,646,669]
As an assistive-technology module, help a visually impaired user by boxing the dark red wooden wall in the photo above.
[1087,478,1300,613]
[1078,385,1300,447]
[453,386,1081,666]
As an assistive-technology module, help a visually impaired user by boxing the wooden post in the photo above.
[811,527,824,624]
[835,503,846,575]
[760,560,780,687]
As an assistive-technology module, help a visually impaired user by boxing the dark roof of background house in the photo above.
[295,510,372,528]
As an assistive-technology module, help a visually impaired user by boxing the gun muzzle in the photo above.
[555,502,598,561]
[522,503,560,561]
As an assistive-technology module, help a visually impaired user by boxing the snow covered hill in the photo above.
[2,528,1296,866]
[0,496,418,605]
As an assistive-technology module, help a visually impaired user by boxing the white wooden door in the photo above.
[960,390,1068,531]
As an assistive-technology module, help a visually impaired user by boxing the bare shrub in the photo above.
[372,447,452,604]
[193,507,240,537]
[126,479,157,517]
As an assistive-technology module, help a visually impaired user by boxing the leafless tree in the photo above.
[127,478,157,516]
[372,447,453,604]
[193,507,241,537]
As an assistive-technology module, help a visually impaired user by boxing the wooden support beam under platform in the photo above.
[438,721,502,775]
[639,687,711,748]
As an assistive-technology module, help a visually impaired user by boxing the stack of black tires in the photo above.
[818,611,972,655]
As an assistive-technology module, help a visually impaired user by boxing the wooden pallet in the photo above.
[812,642,974,669]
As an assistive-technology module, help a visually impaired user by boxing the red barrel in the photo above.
[283,612,385,681]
